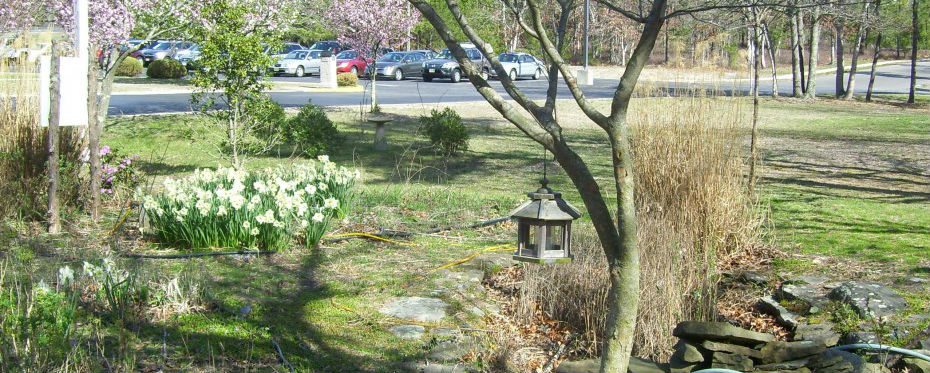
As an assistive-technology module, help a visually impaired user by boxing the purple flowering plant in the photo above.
[99,145,141,196]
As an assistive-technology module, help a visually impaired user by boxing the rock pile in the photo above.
[667,321,869,373]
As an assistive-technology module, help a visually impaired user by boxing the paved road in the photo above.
[107,61,928,116]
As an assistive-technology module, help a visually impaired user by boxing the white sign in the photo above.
[40,0,89,127]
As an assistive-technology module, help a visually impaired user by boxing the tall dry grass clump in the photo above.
[0,37,83,220]
[518,94,763,360]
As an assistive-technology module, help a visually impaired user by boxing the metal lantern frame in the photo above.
[509,181,582,264]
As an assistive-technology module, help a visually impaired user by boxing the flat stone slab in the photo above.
[760,340,827,364]
[710,351,753,372]
[673,339,706,363]
[794,322,840,347]
[828,281,907,319]
[673,321,775,346]
[809,349,866,373]
[701,340,763,359]
[757,295,800,330]
[778,282,829,311]
[380,297,449,322]
[555,357,668,373]
[389,324,425,339]
[428,338,477,362]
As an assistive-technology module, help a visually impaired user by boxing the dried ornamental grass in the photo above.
[518,95,766,360]
[141,156,359,250]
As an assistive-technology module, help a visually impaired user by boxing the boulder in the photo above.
[700,340,763,359]
[809,349,866,373]
[757,295,800,330]
[794,322,840,347]
[756,368,811,373]
[755,358,811,371]
[388,324,425,339]
[379,297,448,322]
[672,321,774,346]
[710,351,753,372]
[760,340,827,364]
[672,340,706,363]
[554,358,669,373]
[839,331,879,345]
[899,350,930,373]
[778,282,829,312]
[669,352,703,373]
[828,281,907,319]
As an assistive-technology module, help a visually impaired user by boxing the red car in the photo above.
[335,50,371,77]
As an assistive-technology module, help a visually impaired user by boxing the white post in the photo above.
[319,54,338,88]
[41,0,88,127]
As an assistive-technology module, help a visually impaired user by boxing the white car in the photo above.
[495,52,546,81]
[269,49,323,77]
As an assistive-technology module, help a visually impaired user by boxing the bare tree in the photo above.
[865,0,883,101]
[409,0,784,371]
[804,5,822,98]
[843,0,872,99]
[907,0,918,103]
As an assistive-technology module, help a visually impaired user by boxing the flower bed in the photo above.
[141,156,359,250]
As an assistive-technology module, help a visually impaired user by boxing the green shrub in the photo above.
[141,162,359,250]
[336,72,358,87]
[280,103,342,157]
[418,108,469,156]
[0,277,77,372]
[245,96,287,143]
[115,56,143,77]
[146,59,186,79]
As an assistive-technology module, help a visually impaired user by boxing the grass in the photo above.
[3,94,928,371]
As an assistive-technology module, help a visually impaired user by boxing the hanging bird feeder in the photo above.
[509,173,582,264]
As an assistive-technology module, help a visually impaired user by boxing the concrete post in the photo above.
[320,55,337,88]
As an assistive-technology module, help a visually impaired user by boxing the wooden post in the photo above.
[47,41,62,233]
[88,53,101,219]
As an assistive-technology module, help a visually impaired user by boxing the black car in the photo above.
[365,51,429,81]
[421,45,491,83]
[309,40,344,54]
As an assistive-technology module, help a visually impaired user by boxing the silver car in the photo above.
[495,52,546,80]
[269,49,322,77]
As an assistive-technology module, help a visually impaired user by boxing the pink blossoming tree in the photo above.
[329,0,419,112]
[46,0,294,215]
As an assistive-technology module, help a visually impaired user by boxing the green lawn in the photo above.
[4,95,927,371]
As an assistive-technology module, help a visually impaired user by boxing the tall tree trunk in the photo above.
[835,22,846,97]
[908,0,919,103]
[843,2,871,100]
[764,23,779,97]
[370,44,380,112]
[47,41,62,234]
[798,10,808,93]
[805,7,821,99]
[749,11,761,195]
[87,53,101,219]
[791,7,804,97]
[866,32,883,101]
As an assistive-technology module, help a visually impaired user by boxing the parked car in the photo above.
[411,49,437,60]
[335,50,370,77]
[266,42,306,60]
[365,51,429,81]
[269,49,322,77]
[138,41,182,66]
[175,44,201,70]
[309,40,343,54]
[494,52,545,80]
[421,44,491,83]
[127,39,161,60]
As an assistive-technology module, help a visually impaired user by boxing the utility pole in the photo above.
[577,0,594,85]
[584,0,590,69]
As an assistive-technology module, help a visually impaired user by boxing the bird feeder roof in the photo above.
[509,187,582,221]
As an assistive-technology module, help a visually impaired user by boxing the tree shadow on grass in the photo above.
[129,249,424,372]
